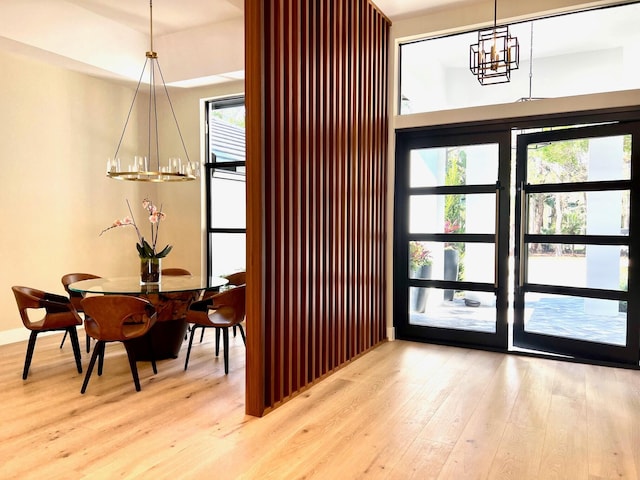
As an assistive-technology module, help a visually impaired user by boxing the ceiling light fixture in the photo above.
[469,0,519,85]
[107,0,198,182]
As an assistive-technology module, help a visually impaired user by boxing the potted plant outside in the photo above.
[410,242,432,312]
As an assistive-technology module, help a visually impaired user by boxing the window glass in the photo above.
[210,170,246,229]
[210,233,246,279]
[400,4,640,114]
[526,135,630,184]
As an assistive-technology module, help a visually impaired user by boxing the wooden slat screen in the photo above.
[245,0,389,416]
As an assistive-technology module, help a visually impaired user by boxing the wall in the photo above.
[0,47,242,342]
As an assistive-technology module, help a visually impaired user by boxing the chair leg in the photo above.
[59,330,68,349]
[215,328,221,356]
[67,327,83,374]
[184,325,198,371]
[86,332,91,353]
[146,334,157,375]
[199,327,205,343]
[222,327,230,374]
[233,325,237,337]
[123,342,141,392]
[97,341,105,376]
[81,341,103,394]
[237,324,246,345]
[23,331,38,380]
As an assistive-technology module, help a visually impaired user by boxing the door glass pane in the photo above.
[524,292,626,346]
[526,190,629,235]
[410,144,498,187]
[410,193,495,234]
[409,287,496,333]
[527,244,628,291]
[527,135,630,184]
[409,241,494,284]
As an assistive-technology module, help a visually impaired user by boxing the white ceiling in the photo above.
[0,0,469,87]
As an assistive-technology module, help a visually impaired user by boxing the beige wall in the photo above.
[0,47,243,341]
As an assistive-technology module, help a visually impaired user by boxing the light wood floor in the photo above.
[1,332,639,479]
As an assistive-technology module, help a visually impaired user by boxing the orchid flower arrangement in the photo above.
[100,198,172,259]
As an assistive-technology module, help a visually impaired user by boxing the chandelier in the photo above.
[107,0,198,182]
[469,0,519,85]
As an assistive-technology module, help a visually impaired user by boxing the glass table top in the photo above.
[69,275,228,295]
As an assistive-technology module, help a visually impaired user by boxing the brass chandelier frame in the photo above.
[107,0,198,182]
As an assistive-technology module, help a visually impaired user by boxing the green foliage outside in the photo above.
[528,135,631,255]
[444,148,466,281]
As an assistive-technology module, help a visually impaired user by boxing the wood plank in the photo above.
[538,361,590,480]
[2,337,640,479]
[585,365,639,479]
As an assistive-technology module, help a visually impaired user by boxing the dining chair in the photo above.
[80,295,158,393]
[12,286,83,380]
[224,271,246,286]
[201,270,246,336]
[61,273,101,353]
[184,284,246,374]
[161,268,192,276]
[225,271,246,338]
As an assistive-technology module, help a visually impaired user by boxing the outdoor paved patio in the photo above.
[410,293,627,346]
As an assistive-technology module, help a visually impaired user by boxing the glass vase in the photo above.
[140,257,161,284]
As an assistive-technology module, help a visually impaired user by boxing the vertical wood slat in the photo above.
[245,0,390,416]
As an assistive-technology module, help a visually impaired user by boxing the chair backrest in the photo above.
[224,271,246,286]
[161,268,192,276]
[12,286,79,330]
[81,295,157,341]
[61,273,101,311]
[212,284,246,324]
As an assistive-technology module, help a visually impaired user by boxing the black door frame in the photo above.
[513,121,640,366]
[394,129,511,351]
[394,106,640,367]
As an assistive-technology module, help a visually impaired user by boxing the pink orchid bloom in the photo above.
[101,198,170,258]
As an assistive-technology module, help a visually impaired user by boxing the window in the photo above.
[399,2,640,115]
[205,96,246,281]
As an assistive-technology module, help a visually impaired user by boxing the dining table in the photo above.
[69,275,228,360]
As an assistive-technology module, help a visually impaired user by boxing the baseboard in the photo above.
[0,327,86,346]
[387,326,395,341]
[0,328,31,346]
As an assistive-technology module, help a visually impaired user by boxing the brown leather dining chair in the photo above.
[12,286,83,380]
[184,284,246,374]
[61,273,101,353]
[224,271,246,286]
[225,271,246,338]
[200,270,246,340]
[161,268,192,276]
[80,295,158,394]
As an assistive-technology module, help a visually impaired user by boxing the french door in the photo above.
[394,130,511,350]
[514,122,640,365]
[395,118,640,367]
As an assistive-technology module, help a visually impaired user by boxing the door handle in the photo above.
[519,181,526,288]
[495,183,500,289]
